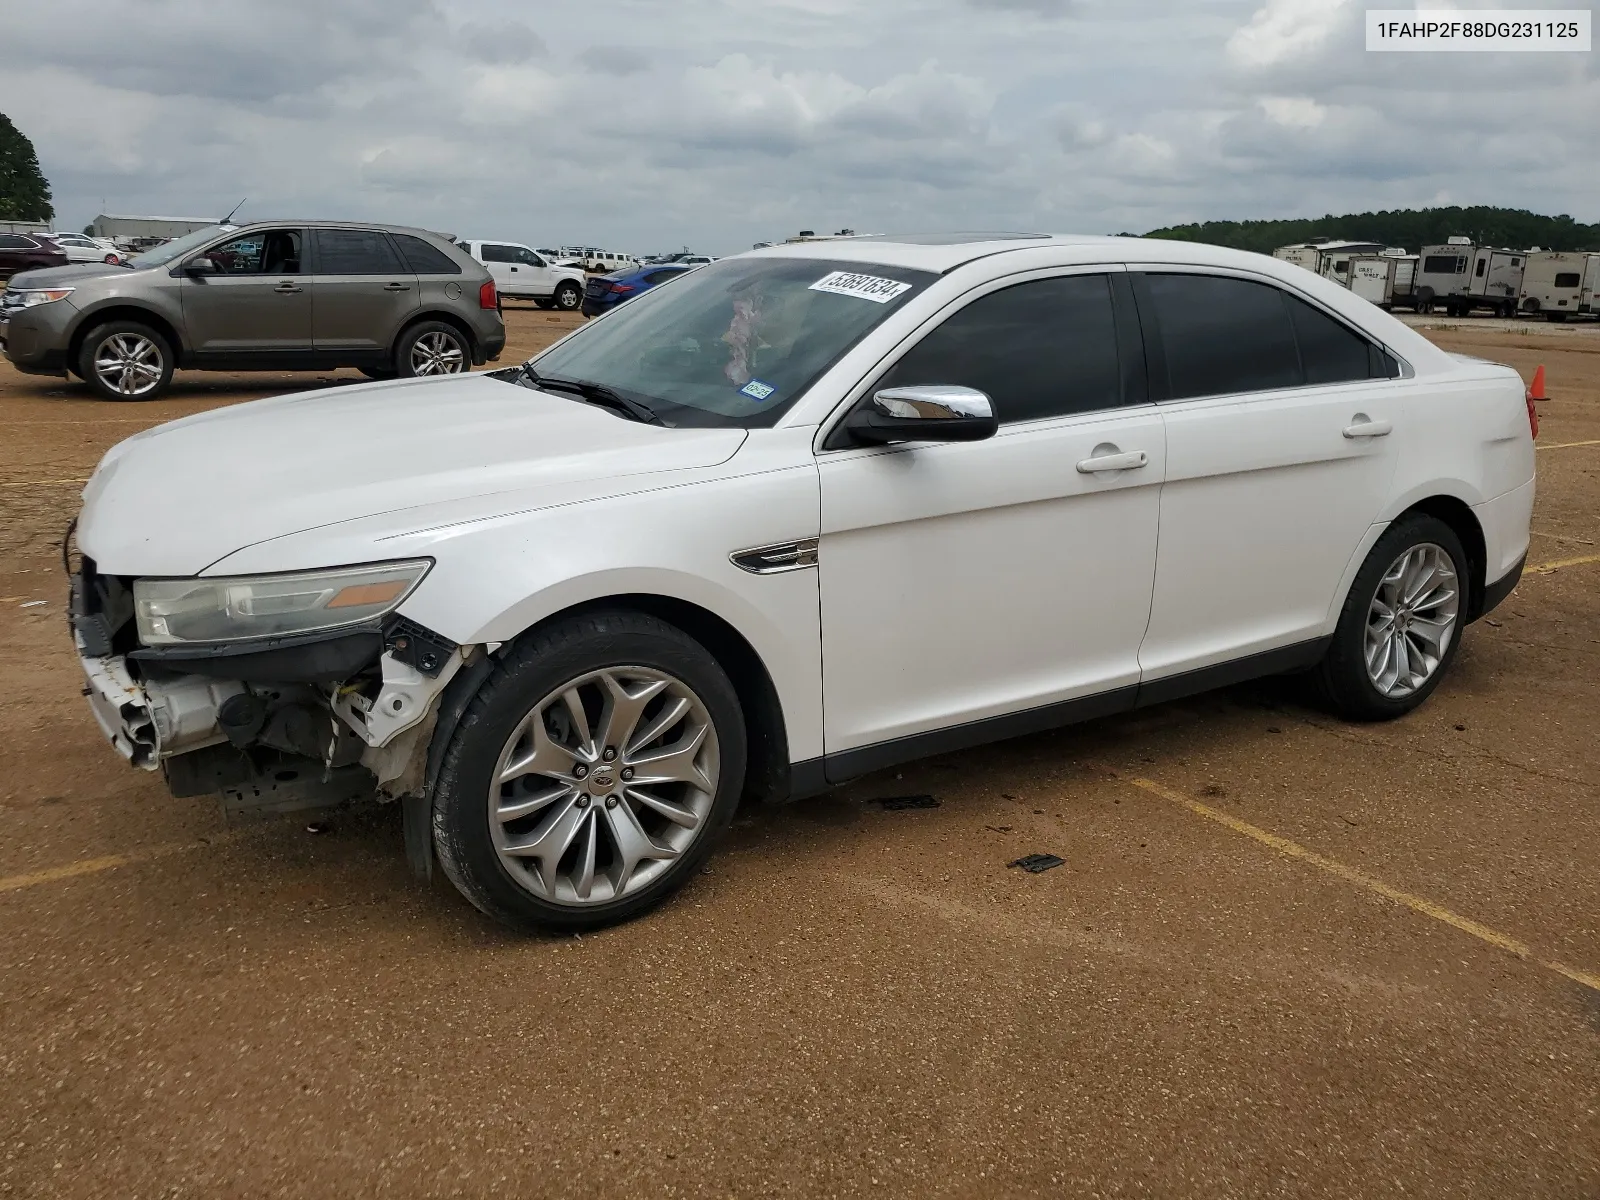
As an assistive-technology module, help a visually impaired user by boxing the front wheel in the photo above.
[553,281,582,311]
[1312,515,1468,721]
[77,321,175,401]
[432,610,747,933]
[396,321,470,377]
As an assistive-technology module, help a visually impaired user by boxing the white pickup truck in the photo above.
[459,239,586,311]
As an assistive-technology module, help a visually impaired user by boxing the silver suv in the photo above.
[0,221,506,401]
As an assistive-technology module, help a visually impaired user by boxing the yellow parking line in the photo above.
[1537,438,1600,451]
[0,477,88,488]
[1090,763,1600,994]
[1529,551,1600,574]
[0,828,251,894]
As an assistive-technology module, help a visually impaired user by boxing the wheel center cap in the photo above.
[588,770,615,794]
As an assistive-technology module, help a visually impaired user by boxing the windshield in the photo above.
[125,226,234,269]
[529,257,933,427]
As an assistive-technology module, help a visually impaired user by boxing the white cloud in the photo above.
[1227,0,1352,68]
[1258,95,1327,128]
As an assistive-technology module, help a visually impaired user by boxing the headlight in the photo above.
[4,288,76,308]
[134,560,431,646]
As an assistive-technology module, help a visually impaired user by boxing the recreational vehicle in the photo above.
[1413,238,1527,317]
[1348,252,1418,310]
[1272,239,1386,285]
[1519,251,1598,321]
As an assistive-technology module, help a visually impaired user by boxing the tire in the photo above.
[360,365,397,381]
[1311,514,1469,721]
[432,609,748,933]
[553,281,582,311]
[1546,312,1568,323]
[534,298,556,311]
[77,320,175,402]
[395,320,470,378]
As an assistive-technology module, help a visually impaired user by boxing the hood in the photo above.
[77,373,747,576]
[5,262,134,289]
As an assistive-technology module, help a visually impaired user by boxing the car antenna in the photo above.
[220,198,247,225]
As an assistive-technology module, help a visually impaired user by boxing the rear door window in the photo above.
[312,228,404,275]
[878,274,1123,423]
[1140,274,1300,399]
[1285,295,1375,385]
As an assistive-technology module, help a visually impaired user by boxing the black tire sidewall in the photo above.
[555,282,580,310]
[433,611,748,933]
[77,321,174,402]
[1319,515,1469,720]
[395,320,469,378]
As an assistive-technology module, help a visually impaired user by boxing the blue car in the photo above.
[581,263,694,317]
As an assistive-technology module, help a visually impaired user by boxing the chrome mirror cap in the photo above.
[872,385,993,422]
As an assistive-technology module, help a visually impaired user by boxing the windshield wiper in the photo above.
[519,367,667,426]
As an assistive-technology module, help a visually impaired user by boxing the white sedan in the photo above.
[50,232,123,265]
[69,234,1535,932]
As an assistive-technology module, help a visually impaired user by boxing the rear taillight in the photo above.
[608,283,636,295]
[479,280,498,309]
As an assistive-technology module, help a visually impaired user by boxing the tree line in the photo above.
[1141,206,1600,254]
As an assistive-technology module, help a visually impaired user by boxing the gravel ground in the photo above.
[1,306,1597,1198]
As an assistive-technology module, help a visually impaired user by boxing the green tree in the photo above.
[0,113,53,224]
[1144,206,1600,254]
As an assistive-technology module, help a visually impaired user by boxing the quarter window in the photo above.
[479,243,514,263]
[0,234,33,248]
[1141,274,1300,399]
[877,274,1122,423]
[313,228,404,275]
[393,234,461,274]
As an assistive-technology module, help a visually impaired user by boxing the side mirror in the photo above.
[844,385,997,446]
[181,257,217,276]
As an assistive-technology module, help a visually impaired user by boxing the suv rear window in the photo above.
[393,234,461,275]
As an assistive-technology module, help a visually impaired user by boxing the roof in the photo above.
[744,233,1147,273]
[94,214,220,224]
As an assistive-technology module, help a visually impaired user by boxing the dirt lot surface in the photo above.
[1,306,1597,1198]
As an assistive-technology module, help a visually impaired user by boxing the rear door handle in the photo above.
[1076,450,1148,474]
[383,282,411,292]
[1342,418,1392,439]
[274,282,302,294]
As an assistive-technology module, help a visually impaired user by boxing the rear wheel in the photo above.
[432,610,747,933]
[553,281,582,311]
[77,321,174,401]
[1312,514,1468,721]
[534,298,557,310]
[396,321,470,377]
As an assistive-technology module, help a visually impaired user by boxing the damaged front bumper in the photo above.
[70,560,475,814]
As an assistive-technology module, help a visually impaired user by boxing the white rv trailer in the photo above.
[1348,251,1419,310]
[1518,251,1599,321]
[1272,239,1386,286]
[1413,237,1528,317]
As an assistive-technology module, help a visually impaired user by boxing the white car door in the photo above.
[817,270,1166,769]
[476,243,519,296]
[511,246,555,297]
[1130,270,1403,686]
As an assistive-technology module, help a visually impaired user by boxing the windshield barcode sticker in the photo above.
[808,271,913,304]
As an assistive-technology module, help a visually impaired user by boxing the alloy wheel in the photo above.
[1364,543,1460,698]
[410,330,466,375]
[556,286,579,310]
[93,333,164,397]
[488,666,720,906]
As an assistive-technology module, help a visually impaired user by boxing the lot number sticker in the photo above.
[808,271,913,304]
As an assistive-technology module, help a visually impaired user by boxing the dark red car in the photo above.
[0,233,68,281]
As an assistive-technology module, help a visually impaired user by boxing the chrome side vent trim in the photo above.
[730,538,819,575]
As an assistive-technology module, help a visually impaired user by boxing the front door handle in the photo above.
[383,282,411,292]
[1076,450,1148,474]
[1342,418,1392,439]
[274,282,302,294]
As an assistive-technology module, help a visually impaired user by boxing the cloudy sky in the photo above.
[2,0,1595,254]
